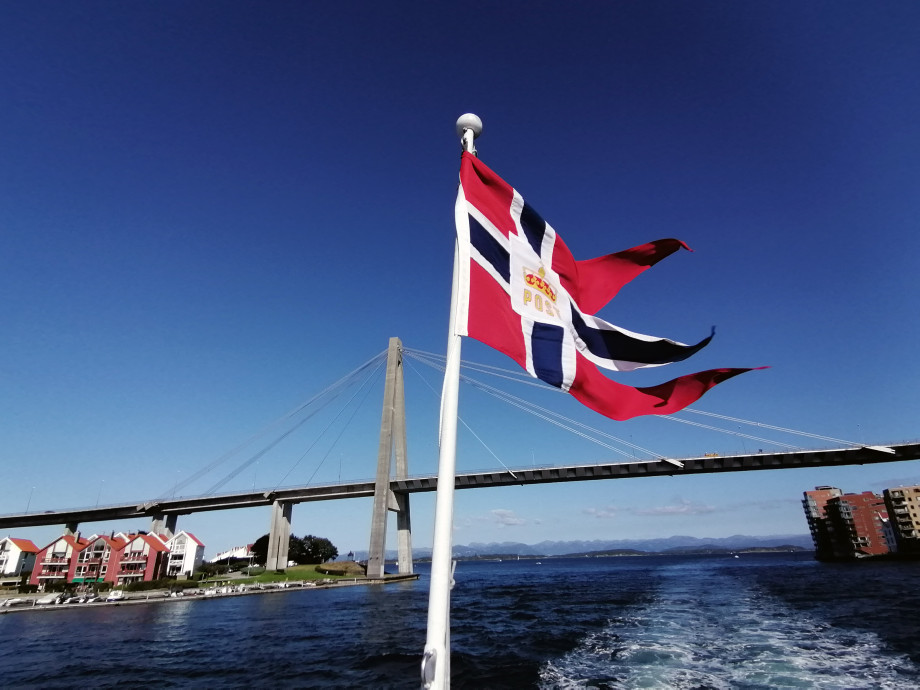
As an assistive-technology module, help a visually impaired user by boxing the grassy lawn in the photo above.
[201,562,367,586]
[248,564,345,583]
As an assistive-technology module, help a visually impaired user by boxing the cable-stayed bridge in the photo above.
[3,442,919,528]
[4,339,918,574]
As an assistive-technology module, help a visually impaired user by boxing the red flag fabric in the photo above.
[454,152,760,422]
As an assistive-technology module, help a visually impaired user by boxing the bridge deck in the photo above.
[2,443,918,530]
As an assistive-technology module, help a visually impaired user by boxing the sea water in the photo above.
[1,553,918,688]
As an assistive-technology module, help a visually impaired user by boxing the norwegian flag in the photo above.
[454,152,758,422]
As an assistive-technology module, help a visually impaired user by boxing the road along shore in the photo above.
[0,572,419,615]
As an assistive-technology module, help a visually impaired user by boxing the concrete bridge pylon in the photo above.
[367,337,413,578]
[265,499,293,571]
[150,513,178,538]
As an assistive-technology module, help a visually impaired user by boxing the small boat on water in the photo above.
[106,590,127,602]
[0,598,28,608]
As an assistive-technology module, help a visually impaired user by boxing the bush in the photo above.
[18,584,38,594]
[43,582,74,593]
[195,563,230,579]
[170,580,200,590]
[124,578,199,592]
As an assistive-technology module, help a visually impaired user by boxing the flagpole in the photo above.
[421,114,482,690]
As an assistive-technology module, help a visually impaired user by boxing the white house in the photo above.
[0,537,39,585]
[209,544,252,563]
[165,531,205,578]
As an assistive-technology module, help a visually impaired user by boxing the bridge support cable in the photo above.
[406,347,550,389]
[681,409,886,450]
[185,350,387,496]
[162,349,387,498]
[655,414,803,451]
[206,352,387,496]
[406,350,652,459]
[403,355,525,478]
[274,355,386,489]
[406,348,865,457]
[405,350,661,461]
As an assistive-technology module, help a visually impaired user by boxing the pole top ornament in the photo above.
[455,113,482,139]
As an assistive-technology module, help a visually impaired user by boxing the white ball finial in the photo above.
[456,113,483,139]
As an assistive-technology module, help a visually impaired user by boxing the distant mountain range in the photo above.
[351,534,813,560]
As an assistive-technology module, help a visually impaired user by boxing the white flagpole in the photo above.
[421,114,483,690]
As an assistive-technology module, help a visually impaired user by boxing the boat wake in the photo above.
[538,563,919,689]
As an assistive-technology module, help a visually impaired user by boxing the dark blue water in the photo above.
[2,553,919,688]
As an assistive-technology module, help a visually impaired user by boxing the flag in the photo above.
[454,152,758,421]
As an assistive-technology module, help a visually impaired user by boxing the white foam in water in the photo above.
[538,564,919,689]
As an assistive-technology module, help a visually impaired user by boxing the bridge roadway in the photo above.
[2,442,918,530]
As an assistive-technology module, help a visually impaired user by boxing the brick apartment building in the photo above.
[803,487,890,560]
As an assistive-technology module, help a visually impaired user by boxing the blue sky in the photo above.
[3,2,919,557]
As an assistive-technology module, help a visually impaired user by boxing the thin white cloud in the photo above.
[491,509,525,526]
[633,499,716,516]
[583,505,620,519]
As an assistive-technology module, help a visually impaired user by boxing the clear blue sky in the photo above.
[3,2,919,557]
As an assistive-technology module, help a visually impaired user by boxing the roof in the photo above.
[84,534,128,550]
[165,531,205,547]
[133,534,168,552]
[184,532,204,547]
[6,538,39,553]
[37,534,90,552]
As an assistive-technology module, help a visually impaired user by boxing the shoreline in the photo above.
[0,572,419,615]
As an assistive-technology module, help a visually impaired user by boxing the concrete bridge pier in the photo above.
[265,500,293,571]
[64,522,79,536]
[150,514,177,538]
[367,337,413,578]
[395,491,412,575]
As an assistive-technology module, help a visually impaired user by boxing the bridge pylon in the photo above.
[265,500,293,571]
[150,513,177,538]
[366,337,412,578]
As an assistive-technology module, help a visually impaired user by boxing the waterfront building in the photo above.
[165,531,205,578]
[29,534,90,588]
[825,492,890,559]
[73,534,127,585]
[210,544,253,563]
[879,514,898,553]
[0,537,39,586]
[19,529,207,589]
[883,485,920,554]
[802,486,843,559]
[113,534,169,585]
[803,487,890,559]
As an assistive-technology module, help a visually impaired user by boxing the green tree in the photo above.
[250,534,334,566]
[250,534,270,566]
[288,536,309,565]
[302,535,338,564]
